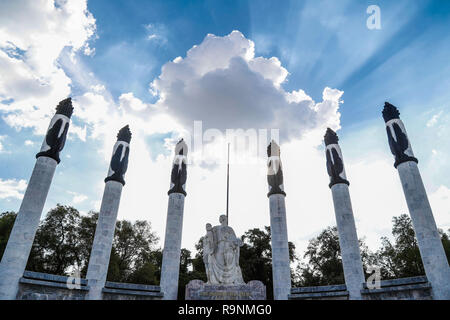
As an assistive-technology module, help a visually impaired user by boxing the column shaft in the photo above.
[269,194,291,300]
[0,157,57,299]
[160,193,185,300]
[382,103,450,299]
[86,181,123,299]
[397,161,450,299]
[331,183,365,300]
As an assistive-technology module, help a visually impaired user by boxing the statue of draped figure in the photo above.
[202,215,244,285]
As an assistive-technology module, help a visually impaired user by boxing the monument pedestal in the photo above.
[185,280,266,300]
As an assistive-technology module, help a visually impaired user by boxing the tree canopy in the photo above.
[375,214,450,279]
[0,205,160,284]
[1,206,449,300]
[293,214,450,286]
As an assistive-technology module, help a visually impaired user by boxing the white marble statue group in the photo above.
[202,215,245,285]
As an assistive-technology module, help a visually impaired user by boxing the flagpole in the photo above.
[226,143,230,225]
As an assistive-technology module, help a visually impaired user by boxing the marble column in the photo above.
[86,125,131,300]
[0,98,73,300]
[324,128,365,300]
[383,102,450,300]
[266,141,291,300]
[160,139,188,300]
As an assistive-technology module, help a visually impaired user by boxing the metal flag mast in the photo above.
[226,143,230,225]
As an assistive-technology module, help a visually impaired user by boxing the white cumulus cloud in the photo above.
[119,92,149,112]
[0,0,96,135]
[144,23,168,45]
[429,185,450,231]
[426,111,443,128]
[151,31,343,143]
[67,191,88,204]
[0,135,6,152]
[0,179,27,200]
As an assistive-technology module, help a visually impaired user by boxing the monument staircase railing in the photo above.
[102,281,164,298]
[289,284,348,300]
[15,270,164,300]
[361,275,431,299]
[289,275,432,300]
[20,270,90,291]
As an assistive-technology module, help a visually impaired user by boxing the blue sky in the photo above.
[0,0,449,254]
[81,0,450,121]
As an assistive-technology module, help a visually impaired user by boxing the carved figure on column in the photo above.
[382,102,418,168]
[324,128,349,188]
[36,98,73,163]
[168,139,188,196]
[267,140,286,197]
[105,125,131,185]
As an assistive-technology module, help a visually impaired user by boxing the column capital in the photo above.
[382,102,418,168]
[382,101,400,123]
[105,125,131,186]
[267,140,286,197]
[116,124,132,143]
[324,127,339,146]
[324,128,349,188]
[168,138,188,196]
[36,97,73,164]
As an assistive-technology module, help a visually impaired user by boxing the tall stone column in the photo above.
[160,139,188,300]
[0,98,73,300]
[86,126,131,300]
[324,128,365,300]
[266,141,291,300]
[383,102,450,299]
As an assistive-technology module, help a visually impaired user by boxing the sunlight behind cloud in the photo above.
[0,1,449,260]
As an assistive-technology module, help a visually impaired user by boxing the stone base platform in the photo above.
[185,280,266,300]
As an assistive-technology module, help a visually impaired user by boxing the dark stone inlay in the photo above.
[117,125,132,143]
[55,97,74,118]
[168,139,188,196]
[326,142,350,188]
[36,98,73,163]
[267,140,286,197]
[324,128,339,146]
[105,126,131,185]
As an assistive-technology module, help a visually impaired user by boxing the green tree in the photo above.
[3,204,450,295]
[77,211,98,277]
[127,250,161,285]
[0,211,16,260]
[376,214,424,279]
[441,229,450,262]
[239,226,296,300]
[174,240,208,299]
[0,205,161,283]
[176,248,197,299]
[27,205,82,275]
[294,226,375,287]
[295,226,344,286]
[106,219,159,283]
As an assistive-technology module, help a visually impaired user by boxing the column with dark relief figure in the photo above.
[324,128,365,300]
[383,102,450,300]
[86,125,131,300]
[160,139,188,300]
[0,98,73,299]
[266,141,291,300]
